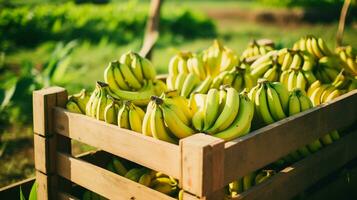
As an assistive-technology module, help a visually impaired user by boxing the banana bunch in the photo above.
[240,39,275,61]
[248,80,289,128]
[307,80,345,106]
[65,89,90,114]
[314,56,342,84]
[202,40,239,77]
[280,69,317,91]
[335,45,357,76]
[116,101,145,133]
[103,96,121,125]
[86,82,113,121]
[307,81,343,145]
[143,94,195,144]
[249,51,281,82]
[210,64,256,92]
[167,72,203,98]
[277,48,316,71]
[286,89,323,156]
[167,52,206,84]
[191,87,254,141]
[104,57,164,106]
[227,169,275,198]
[293,35,332,59]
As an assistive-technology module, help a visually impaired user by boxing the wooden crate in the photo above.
[32,86,357,200]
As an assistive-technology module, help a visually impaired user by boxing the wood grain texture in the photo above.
[56,152,175,200]
[180,134,225,198]
[224,90,357,185]
[33,87,67,136]
[34,134,56,174]
[53,107,181,178]
[234,128,357,200]
[36,171,57,200]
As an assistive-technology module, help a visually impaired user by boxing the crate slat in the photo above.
[56,152,175,200]
[224,90,357,185]
[53,107,181,178]
[234,128,357,200]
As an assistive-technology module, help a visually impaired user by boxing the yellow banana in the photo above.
[269,82,290,113]
[117,102,130,129]
[288,90,301,116]
[193,76,213,94]
[66,100,82,114]
[266,84,287,121]
[128,103,144,133]
[203,89,220,130]
[160,103,195,139]
[296,70,307,91]
[287,70,297,91]
[150,103,178,144]
[140,57,156,81]
[206,87,240,134]
[174,73,187,93]
[213,93,254,141]
[119,62,142,90]
[181,73,200,98]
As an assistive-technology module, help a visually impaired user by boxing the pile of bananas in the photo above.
[227,169,275,197]
[293,35,332,59]
[63,36,357,198]
[210,62,255,92]
[82,157,180,200]
[240,39,275,61]
[336,45,357,76]
[277,48,316,91]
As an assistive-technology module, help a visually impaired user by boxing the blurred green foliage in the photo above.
[0,41,80,127]
[0,2,216,50]
[257,0,345,7]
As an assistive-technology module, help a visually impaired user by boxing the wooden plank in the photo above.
[234,128,357,200]
[58,192,80,200]
[180,134,225,198]
[56,152,175,200]
[53,107,181,178]
[33,87,67,136]
[0,150,107,199]
[34,134,56,174]
[224,90,357,184]
[36,171,57,200]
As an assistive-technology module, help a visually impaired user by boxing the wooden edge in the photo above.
[0,150,107,199]
[180,134,225,198]
[58,191,80,200]
[53,107,181,178]
[56,152,176,200]
[34,134,56,174]
[224,90,357,184]
[234,128,357,200]
[0,177,35,198]
[33,86,67,136]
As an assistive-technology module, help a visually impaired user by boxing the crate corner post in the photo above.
[180,133,226,200]
[33,87,70,200]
